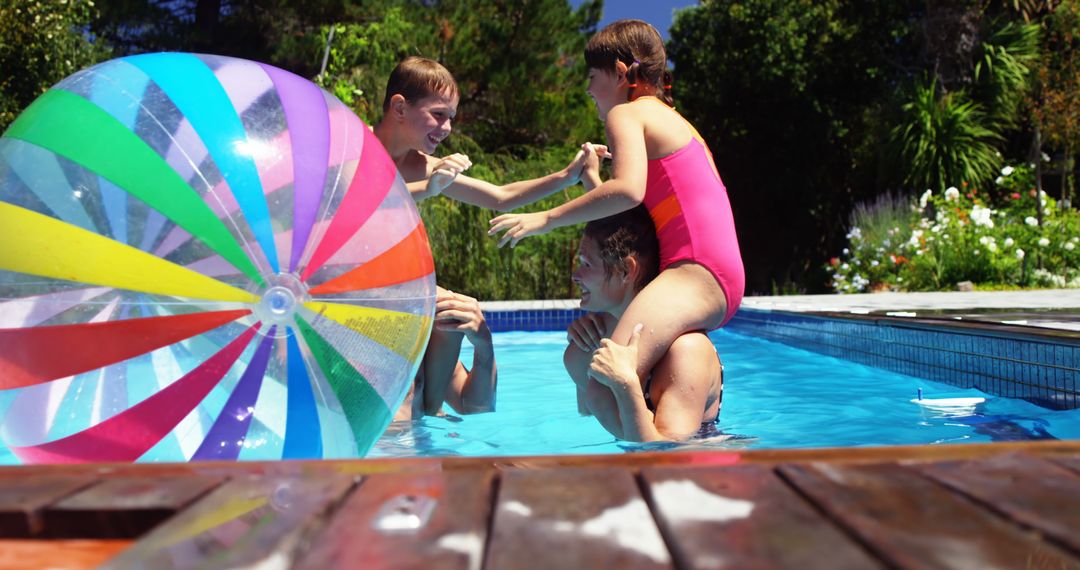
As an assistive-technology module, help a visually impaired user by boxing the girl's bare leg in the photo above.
[606,261,728,382]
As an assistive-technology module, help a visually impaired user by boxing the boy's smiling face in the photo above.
[404,90,459,153]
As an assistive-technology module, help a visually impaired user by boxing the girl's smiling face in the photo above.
[404,90,459,153]
[572,236,629,313]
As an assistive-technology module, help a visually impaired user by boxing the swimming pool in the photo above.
[370,328,1080,457]
[0,323,1074,464]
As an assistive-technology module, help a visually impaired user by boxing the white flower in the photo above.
[1042,151,1051,162]
[843,248,850,255]
[841,263,850,270]
[1016,249,1025,259]
[1038,237,1050,247]
[978,236,992,246]
[1066,242,1076,251]
[974,249,981,256]
[1004,237,1014,247]
[995,176,1004,185]
[1025,216,1039,227]
[988,242,997,253]
[1072,237,1079,243]
[871,260,880,266]
[907,230,924,248]
[1001,165,1014,176]
[970,205,994,228]
[919,189,932,209]
[847,227,862,240]
[944,187,960,201]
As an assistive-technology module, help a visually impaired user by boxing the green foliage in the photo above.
[974,18,1041,127]
[668,0,922,292]
[829,166,1080,292]
[891,78,1003,192]
[420,144,586,300]
[314,6,424,123]
[0,0,110,132]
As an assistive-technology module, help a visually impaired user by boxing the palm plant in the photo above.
[974,18,1041,127]
[892,78,1003,191]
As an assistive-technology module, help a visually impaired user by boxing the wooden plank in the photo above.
[0,440,1077,480]
[486,467,672,570]
[642,465,883,569]
[102,469,356,569]
[0,475,97,537]
[0,539,132,569]
[919,453,1080,555]
[295,469,495,570]
[780,462,1080,569]
[1052,456,1080,475]
[41,475,225,539]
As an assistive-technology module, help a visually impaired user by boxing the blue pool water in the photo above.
[370,329,1080,457]
[1,329,1075,464]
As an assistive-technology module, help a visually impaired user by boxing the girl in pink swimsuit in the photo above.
[490,19,744,391]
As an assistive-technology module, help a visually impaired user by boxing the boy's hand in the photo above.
[426,153,472,197]
[488,211,553,248]
[434,288,489,343]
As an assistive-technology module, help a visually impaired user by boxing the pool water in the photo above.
[370,329,1080,457]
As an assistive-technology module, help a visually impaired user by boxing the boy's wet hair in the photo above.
[584,19,674,107]
[583,205,659,291]
[382,56,460,112]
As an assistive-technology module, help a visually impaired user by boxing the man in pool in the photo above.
[394,286,496,421]
[564,206,723,441]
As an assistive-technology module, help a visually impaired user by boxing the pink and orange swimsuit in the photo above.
[641,99,744,326]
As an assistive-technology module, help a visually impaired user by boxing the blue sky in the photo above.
[569,0,700,40]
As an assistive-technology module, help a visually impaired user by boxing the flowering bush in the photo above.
[829,165,1080,292]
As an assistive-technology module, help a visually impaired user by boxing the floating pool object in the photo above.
[0,53,436,464]
[911,396,987,417]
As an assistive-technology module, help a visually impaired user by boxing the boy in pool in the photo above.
[563,206,723,441]
[374,57,594,420]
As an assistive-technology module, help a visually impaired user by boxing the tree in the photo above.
[668,0,921,292]
[1032,0,1080,204]
[0,0,110,132]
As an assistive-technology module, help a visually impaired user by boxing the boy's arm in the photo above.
[434,291,497,414]
[443,329,497,414]
[439,143,593,211]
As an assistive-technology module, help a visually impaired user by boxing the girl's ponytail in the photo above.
[658,70,674,107]
[626,60,641,100]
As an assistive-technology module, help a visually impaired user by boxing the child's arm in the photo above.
[588,324,668,442]
[431,146,593,211]
[435,290,497,415]
[409,154,472,202]
[489,106,647,247]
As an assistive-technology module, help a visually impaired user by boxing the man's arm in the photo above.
[590,325,716,442]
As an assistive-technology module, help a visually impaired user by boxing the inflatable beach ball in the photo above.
[0,53,436,464]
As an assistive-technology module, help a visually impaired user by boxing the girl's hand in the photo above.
[567,312,608,352]
[426,153,472,197]
[589,323,643,390]
[488,211,553,248]
[578,143,610,191]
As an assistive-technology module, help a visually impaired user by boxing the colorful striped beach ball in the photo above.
[0,53,436,463]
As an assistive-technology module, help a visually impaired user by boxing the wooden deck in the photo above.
[1,440,1079,569]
